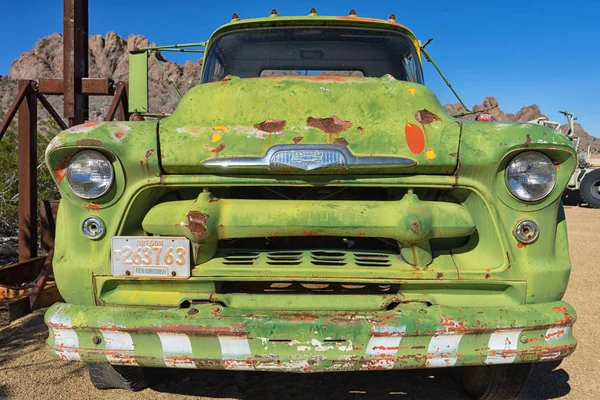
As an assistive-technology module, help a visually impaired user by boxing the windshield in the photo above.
[201,26,423,84]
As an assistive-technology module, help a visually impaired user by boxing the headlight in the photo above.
[505,151,556,202]
[66,150,114,199]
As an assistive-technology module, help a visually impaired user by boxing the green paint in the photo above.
[45,14,577,372]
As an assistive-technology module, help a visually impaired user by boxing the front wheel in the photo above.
[87,363,148,391]
[462,363,533,400]
[580,169,600,208]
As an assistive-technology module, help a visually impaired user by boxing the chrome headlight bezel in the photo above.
[505,151,557,202]
[66,150,114,199]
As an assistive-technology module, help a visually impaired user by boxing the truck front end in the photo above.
[45,14,576,399]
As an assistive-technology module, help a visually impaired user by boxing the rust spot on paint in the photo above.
[448,152,457,158]
[210,133,222,142]
[84,202,100,210]
[145,149,155,169]
[436,272,444,279]
[552,306,575,325]
[357,126,364,132]
[411,221,421,236]
[54,160,69,184]
[76,139,103,146]
[415,109,441,125]
[292,136,304,144]
[113,130,125,140]
[129,112,145,121]
[439,315,468,334]
[405,123,425,154]
[485,273,491,279]
[517,242,525,249]
[187,211,209,236]
[521,134,533,148]
[203,143,226,158]
[307,116,352,135]
[333,137,349,147]
[254,119,286,133]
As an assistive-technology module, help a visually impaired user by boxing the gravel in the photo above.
[1,206,598,400]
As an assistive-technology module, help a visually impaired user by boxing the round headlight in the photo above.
[505,151,556,202]
[66,150,114,199]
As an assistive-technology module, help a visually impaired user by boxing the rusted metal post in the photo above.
[17,80,38,262]
[63,0,89,126]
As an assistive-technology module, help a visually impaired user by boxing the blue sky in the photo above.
[1,0,599,134]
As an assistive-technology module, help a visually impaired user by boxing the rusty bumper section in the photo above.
[46,301,576,371]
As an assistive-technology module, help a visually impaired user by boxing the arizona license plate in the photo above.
[111,237,191,278]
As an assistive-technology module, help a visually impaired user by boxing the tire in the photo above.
[580,169,600,208]
[87,363,148,391]
[462,363,533,400]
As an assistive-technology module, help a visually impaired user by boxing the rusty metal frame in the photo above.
[0,0,130,324]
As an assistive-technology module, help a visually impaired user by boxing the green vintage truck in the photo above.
[44,10,577,399]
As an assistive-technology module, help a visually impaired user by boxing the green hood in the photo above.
[158,75,461,174]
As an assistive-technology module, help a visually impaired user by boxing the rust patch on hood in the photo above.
[293,136,304,144]
[333,137,349,147]
[415,109,441,125]
[76,139,103,146]
[307,116,352,134]
[254,119,286,133]
[187,211,209,236]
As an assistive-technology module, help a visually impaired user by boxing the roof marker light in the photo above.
[231,13,240,21]
[348,9,358,17]
[388,14,397,22]
[309,8,318,16]
[270,9,279,17]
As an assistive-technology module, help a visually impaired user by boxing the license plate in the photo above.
[111,237,191,278]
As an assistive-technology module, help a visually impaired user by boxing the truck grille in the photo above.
[221,250,394,268]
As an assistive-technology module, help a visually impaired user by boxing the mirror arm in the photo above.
[420,44,471,113]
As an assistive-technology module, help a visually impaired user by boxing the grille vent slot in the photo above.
[310,251,347,266]
[267,252,303,265]
[223,252,259,265]
[354,253,392,267]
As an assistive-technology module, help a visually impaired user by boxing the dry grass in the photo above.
[1,207,598,399]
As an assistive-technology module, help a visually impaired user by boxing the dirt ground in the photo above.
[1,206,599,400]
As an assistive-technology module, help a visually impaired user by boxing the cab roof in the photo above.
[206,11,419,46]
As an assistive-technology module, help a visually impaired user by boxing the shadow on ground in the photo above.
[0,311,572,400]
[148,357,571,399]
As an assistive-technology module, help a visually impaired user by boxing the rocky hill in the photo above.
[2,32,598,152]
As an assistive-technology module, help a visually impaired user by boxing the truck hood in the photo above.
[159,75,461,174]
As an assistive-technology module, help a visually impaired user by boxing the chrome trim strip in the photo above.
[202,144,416,171]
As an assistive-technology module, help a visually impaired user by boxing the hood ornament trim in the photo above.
[202,144,416,172]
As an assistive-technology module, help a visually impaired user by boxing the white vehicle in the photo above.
[530,111,600,207]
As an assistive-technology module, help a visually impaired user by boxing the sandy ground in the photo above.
[1,206,599,400]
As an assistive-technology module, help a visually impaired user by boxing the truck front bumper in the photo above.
[45,301,576,372]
